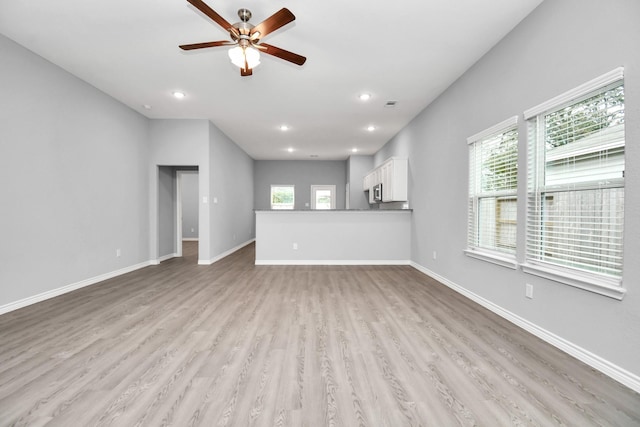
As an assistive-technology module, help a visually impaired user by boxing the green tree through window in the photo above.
[271,185,294,209]
[545,85,624,148]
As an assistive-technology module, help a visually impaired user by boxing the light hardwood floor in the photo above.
[1,242,639,426]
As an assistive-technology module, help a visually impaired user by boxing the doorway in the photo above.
[310,185,336,209]
[157,166,199,263]
[177,170,199,259]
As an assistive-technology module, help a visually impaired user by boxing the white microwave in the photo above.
[373,183,383,202]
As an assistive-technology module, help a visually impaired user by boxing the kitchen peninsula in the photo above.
[255,209,411,265]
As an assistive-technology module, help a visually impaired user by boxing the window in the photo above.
[466,116,519,268]
[270,185,295,209]
[311,185,336,210]
[523,68,625,299]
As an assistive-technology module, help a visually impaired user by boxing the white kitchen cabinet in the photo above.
[363,157,408,202]
[363,172,373,191]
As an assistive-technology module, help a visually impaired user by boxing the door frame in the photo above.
[310,185,336,210]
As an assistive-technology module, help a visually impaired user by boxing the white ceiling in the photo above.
[0,0,543,160]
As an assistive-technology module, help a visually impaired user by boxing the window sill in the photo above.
[464,249,518,270]
[521,262,625,300]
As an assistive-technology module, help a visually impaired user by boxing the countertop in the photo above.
[254,209,413,212]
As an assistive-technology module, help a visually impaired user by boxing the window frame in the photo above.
[465,116,519,269]
[522,68,626,300]
[270,185,295,210]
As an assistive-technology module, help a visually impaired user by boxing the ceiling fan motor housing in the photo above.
[237,8,251,22]
[231,9,255,41]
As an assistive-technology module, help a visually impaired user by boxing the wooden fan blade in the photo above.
[258,43,306,66]
[179,41,233,50]
[186,0,233,32]
[251,8,295,40]
[241,67,253,76]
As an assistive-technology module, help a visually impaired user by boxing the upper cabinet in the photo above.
[363,157,408,202]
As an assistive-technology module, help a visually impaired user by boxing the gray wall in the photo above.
[149,119,255,264]
[209,121,255,258]
[375,0,640,379]
[158,166,177,257]
[149,119,211,263]
[347,155,374,209]
[254,160,347,210]
[180,171,199,240]
[255,211,411,262]
[0,34,150,307]
[0,34,256,309]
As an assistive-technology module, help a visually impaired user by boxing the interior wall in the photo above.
[0,34,150,308]
[157,166,177,258]
[375,0,640,380]
[254,160,347,210]
[255,211,411,262]
[180,170,199,240]
[149,119,211,263]
[208,121,255,261]
[347,155,374,209]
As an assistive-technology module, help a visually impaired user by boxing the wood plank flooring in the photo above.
[1,241,639,426]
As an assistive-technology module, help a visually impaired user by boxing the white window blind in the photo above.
[526,75,625,285]
[467,117,519,263]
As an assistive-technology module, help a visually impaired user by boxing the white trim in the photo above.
[270,184,295,210]
[198,238,255,265]
[464,249,518,269]
[521,262,625,300]
[409,261,640,394]
[310,184,337,210]
[0,261,151,315]
[182,238,199,241]
[255,259,411,266]
[524,67,624,119]
[176,171,184,257]
[156,252,178,263]
[467,115,519,144]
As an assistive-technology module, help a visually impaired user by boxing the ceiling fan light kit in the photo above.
[180,0,306,76]
[228,46,260,69]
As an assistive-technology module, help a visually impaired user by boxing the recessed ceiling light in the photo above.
[384,101,397,108]
[352,148,358,153]
[359,93,371,101]
[143,104,152,110]
[279,125,290,131]
[172,91,186,99]
[366,125,376,132]
[287,147,294,153]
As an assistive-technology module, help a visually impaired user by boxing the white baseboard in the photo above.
[182,238,198,242]
[255,259,411,266]
[158,253,178,263]
[0,238,254,315]
[410,261,640,394]
[149,252,178,265]
[0,261,151,316]
[198,239,255,265]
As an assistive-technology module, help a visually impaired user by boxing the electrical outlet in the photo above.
[432,251,437,260]
[116,248,121,257]
[293,243,298,250]
[526,283,534,299]
[191,228,194,233]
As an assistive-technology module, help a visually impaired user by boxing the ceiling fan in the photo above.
[179,0,307,76]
